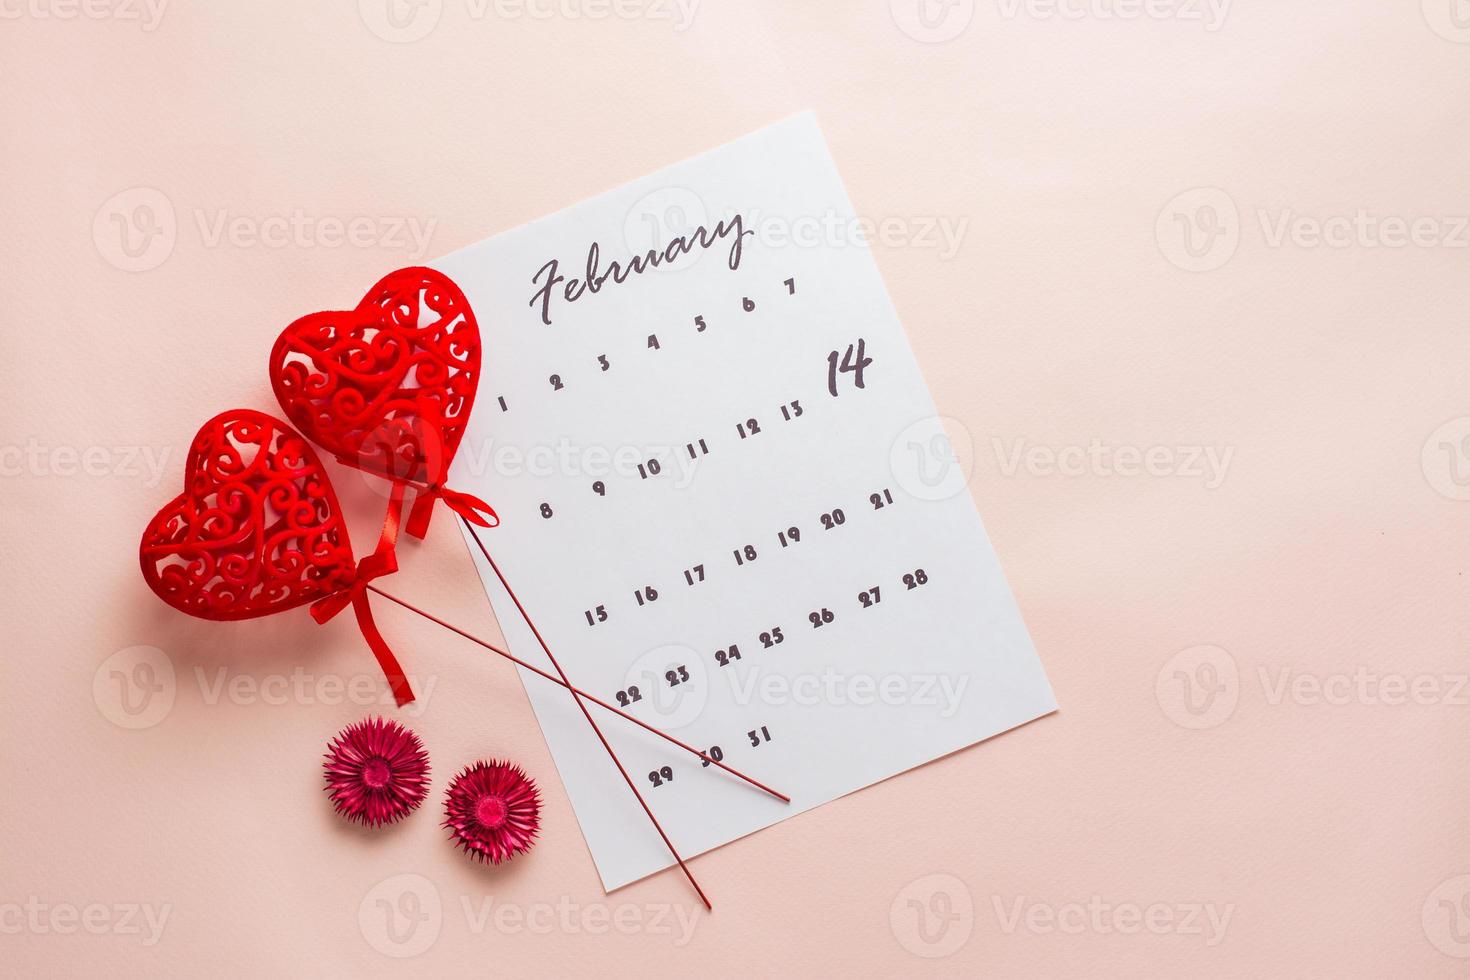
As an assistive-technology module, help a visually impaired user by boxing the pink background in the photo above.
[5,1,1470,975]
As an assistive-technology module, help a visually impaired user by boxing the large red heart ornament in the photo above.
[139,409,414,704]
[270,267,492,539]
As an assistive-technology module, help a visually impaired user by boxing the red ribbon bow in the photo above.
[309,483,415,706]
[405,477,499,539]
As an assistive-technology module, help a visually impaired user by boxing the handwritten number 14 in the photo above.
[828,338,871,397]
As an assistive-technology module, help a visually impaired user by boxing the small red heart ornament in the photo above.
[140,409,414,704]
[269,267,493,538]
[140,409,354,618]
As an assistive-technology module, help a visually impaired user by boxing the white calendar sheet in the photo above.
[438,114,1056,891]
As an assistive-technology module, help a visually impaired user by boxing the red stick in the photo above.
[461,520,711,910]
[365,584,789,803]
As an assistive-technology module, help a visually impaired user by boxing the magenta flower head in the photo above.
[322,716,431,827]
[443,760,542,864]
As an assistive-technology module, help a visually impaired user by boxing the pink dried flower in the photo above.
[322,716,430,827]
[443,760,541,864]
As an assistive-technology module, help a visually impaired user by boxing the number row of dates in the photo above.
[641,564,929,789]
[583,489,900,625]
[648,726,773,789]
[538,400,812,514]
[611,567,930,711]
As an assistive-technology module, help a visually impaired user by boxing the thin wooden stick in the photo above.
[460,519,710,909]
[365,584,789,804]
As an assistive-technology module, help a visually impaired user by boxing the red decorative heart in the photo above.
[269,267,481,513]
[139,409,356,620]
[140,409,414,705]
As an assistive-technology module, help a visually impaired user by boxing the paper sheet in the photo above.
[438,114,1056,891]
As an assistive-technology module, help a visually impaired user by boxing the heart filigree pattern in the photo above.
[270,266,480,493]
[139,409,355,620]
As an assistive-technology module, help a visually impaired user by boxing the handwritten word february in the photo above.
[529,214,754,325]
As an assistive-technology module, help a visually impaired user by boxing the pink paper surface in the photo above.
[4,2,1469,975]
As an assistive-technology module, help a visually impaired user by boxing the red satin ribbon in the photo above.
[329,452,498,541]
[309,483,415,706]
[404,478,499,539]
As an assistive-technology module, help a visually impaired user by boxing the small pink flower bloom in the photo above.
[443,760,541,864]
[322,716,430,827]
